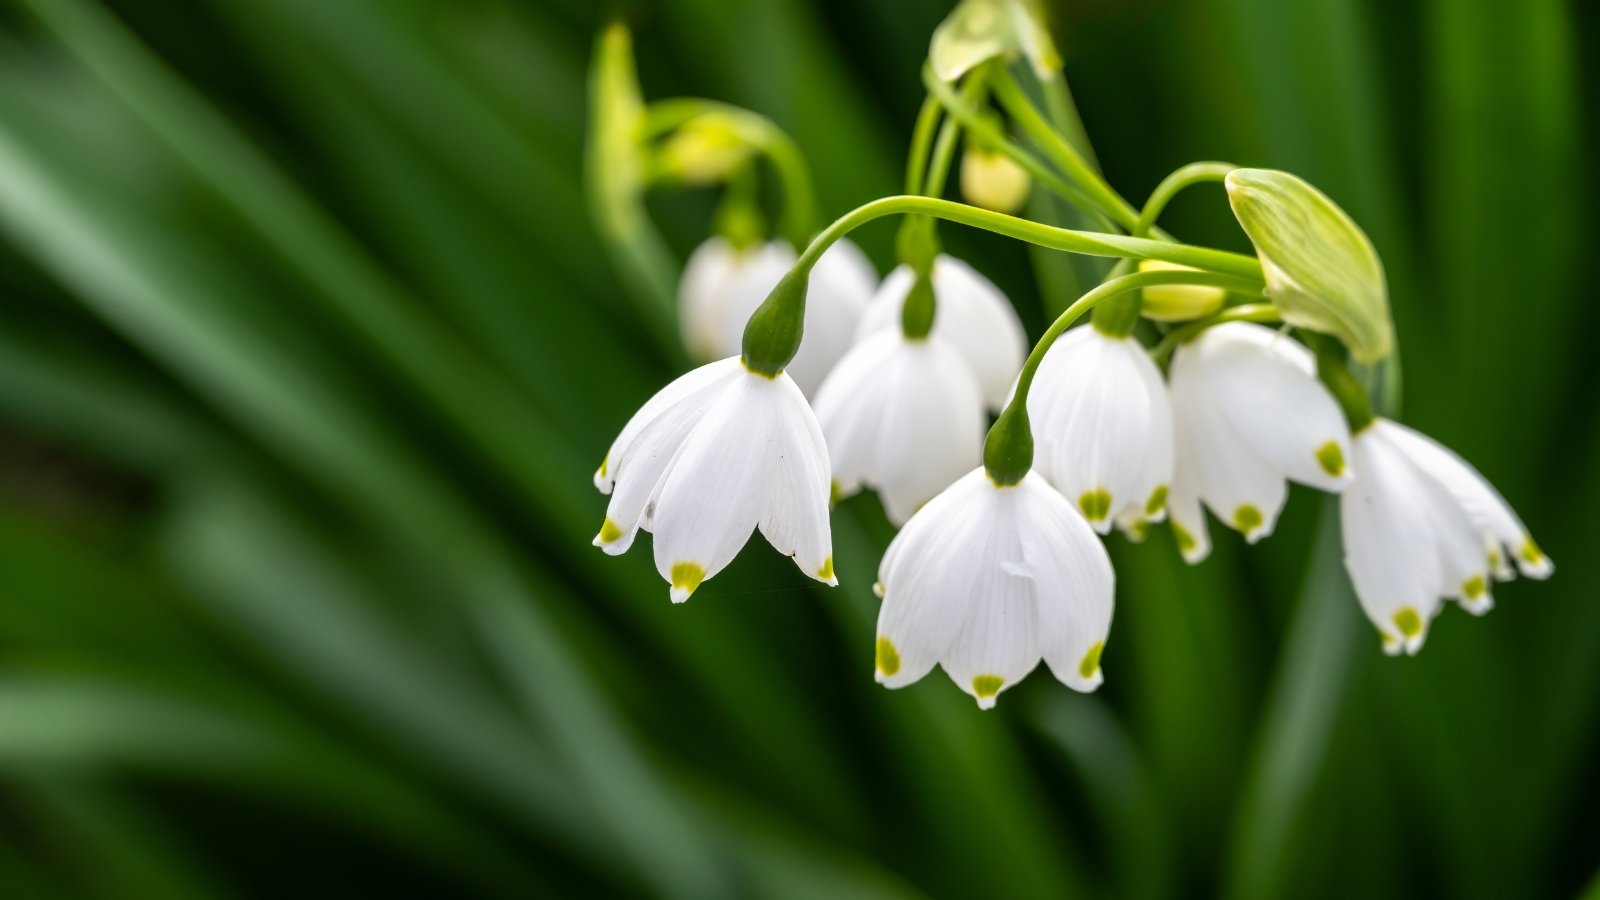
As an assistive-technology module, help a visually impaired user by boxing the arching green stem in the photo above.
[904,95,942,197]
[1304,332,1377,433]
[921,64,1115,232]
[1148,303,1280,362]
[794,196,1265,280]
[988,67,1143,232]
[744,196,1264,376]
[641,98,816,244]
[1134,161,1237,238]
[983,269,1264,483]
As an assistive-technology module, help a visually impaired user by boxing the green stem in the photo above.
[1134,161,1237,238]
[905,95,942,197]
[989,67,1142,232]
[984,269,1261,484]
[641,98,816,244]
[1148,303,1280,362]
[1305,332,1377,433]
[921,64,1115,232]
[792,195,1265,281]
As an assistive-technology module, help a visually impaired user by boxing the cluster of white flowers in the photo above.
[593,237,1552,707]
[585,6,1552,712]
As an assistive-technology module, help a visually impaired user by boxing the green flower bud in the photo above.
[960,146,1032,213]
[1225,168,1394,362]
[659,113,753,186]
[1137,260,1227,322]
[930,0,1061,83]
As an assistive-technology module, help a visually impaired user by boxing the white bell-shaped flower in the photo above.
[1027,324,1173,535]
[873,468,1114,709]
[593,358,836,602]
[1166,322,1354,561]
[814,330,986,525]
[1342,418,1553,655]
[678,238,793,362]
[677,238,876,396]
[855,255,1027,411]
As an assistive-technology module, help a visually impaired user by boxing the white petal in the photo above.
[711,242,797,362]
[874,470,994,688]
[1169,350,1287,542]
[1341,428,1445,653]
[1166,430,1212,563]
[1188,323,1353,492]
[814,332,985,525]
[787,239,877,396]
[678,238,740,362]
[1019,475,1115,692]
[856,256,1026,411]
[939,486,1039,709]
[595,359,742,553]
[1029,328,1172,533]
[756,375,836,584]
[648,371,780,601]
[1380,420,1552,580]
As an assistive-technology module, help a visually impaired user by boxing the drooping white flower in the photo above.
[855,255,1027,411]
[1342,418,1553,655]
[1166,322,1354,562]
[873,468,1114,709]
[814,330,986,525]
[677,238,876,396]
[1027,324,1173,536]
[593,358,836,601]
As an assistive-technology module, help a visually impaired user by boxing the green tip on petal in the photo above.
[1315,440,1346,478]
[1233,504,1265,535]
[1144,485,1169,517]
[1520,537,1545,565]
[1078,641,1104,680]
[596,517,624,544]
[972,674,1005,700]
[872,580,886,598]
[598,455,608,478]
[669,562,706,602]
[1171,520,1196,553]
[816,556,835,581]
[875,637,901,677]
[1393,607,1424,639]
[1462,575,1487,600]
[829,480,843,506]
[1078,488,1112,522]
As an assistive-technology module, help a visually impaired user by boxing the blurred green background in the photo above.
[0,0,1595,897]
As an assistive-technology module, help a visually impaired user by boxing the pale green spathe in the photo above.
[1225,168,1394,363]
[929,0,1061,83]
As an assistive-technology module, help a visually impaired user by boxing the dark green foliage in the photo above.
[0,1,1593,897]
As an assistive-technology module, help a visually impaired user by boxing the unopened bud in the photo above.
[1225,168,1393,363]
[1138,260,1227,322]
[961,146,1032,213]
[660,113,752,185]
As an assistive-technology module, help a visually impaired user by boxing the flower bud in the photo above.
[1137,260,1227,322]
[659,113,753,186]
[930,0,1061,83]
[960,146,1032,213]
[1225,168,1393,363]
